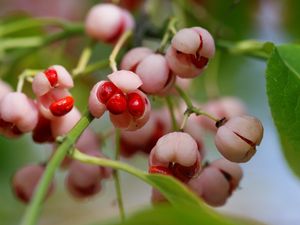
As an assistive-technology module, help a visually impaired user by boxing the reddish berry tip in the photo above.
[49,96,74,117]
[44,69,58,87]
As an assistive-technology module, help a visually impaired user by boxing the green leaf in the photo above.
[266,44,300,178]
[96,204,264,225]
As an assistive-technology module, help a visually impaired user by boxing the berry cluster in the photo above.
[0,2,264,209]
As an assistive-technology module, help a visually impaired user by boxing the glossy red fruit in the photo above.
[127,92,145,118]
[32,114,54,143]
[97,81,119,104]
[49,96,74,117]
[106,93,127,115]
[44,68,58,87]
[149,165,173,176]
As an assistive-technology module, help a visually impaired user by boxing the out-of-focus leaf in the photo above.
[266,44,300,178]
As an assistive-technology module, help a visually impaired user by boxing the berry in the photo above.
[0,79,12,102]
[32,65,73,97]
[120,47,153,71]
[49,96,74,117]
[0,92,38,137]
[12,164,54,203]
[188,167,230,207]
[149,132,201,182]
[127,92,145,117]
[97,81,119,104]
[32,114,54,143]
[85,4,134,43]
[166,27,215,78]
[106,92,127,115]
[214,115,264,163]
[44,68,58,87]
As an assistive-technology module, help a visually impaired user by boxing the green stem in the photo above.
[109,30,132,72]
[157,17,178,53]
[175,85,219,123]
[113,129,125,221]
[0,17,74,37]
[21,111,94,225]
[17,69,41,92]
[165,96,179,131]
[72,39,96,77]
[0,37,44,50]
[216,39,274,60]
[73,59,109,77]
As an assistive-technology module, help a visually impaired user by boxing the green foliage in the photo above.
[266,44,300,178]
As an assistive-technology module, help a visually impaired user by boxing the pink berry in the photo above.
[210,158,243,194]
[38,88,73,119]
[32,65,73,97]
[66,160,102,199]
[149,132,201,182]
[12,164,54,203]
[166,27,215,78]
[85,4,135,43]
[0,92,38,137]
[188,167,230,207]
[197,97,246,132]
[120,47,153,71]
[215,115,264,163]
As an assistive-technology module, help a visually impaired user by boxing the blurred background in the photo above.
[1,0,300,225]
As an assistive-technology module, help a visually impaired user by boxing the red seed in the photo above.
[127,93,145,118]
[49,96,74,117]
[97,81,119,104]
[149,165,173,176]
[106,93,127,115]
[44,69,58,87]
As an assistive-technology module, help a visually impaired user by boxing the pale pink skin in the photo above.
[0,92,38,137]
[51,107,81,138]
[149,132,200,168]
[215,115,264,163]
[135,54,171,94]
[0,80,12,102]
[197,97,247,132]
[107,70,142,93]
[120,113,156,146]
[37,88,72,119]
[88,81,107,118]
[85,4,134,43]
[166,46,203,78]
[189,167,230,207]
[210,158,243,191]
[109,90,151,131]
[120,47,153,71]
[166,27,215,78]
[32,65,73,97]
[12,164,54,203]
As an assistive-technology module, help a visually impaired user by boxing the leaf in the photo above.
[96,204,264,225]
[72,150,238,225]
[266,44,300,178]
